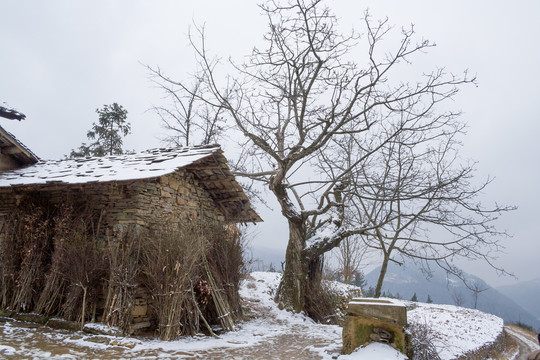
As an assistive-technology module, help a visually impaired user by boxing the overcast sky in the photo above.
[1,1,539,287]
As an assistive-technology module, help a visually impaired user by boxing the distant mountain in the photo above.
[497,278,540,323]
[250,246,285,272]
[365,263,540,331]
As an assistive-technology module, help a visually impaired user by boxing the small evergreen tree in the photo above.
[351,271,367,291]
[411,293,418,302]
[70,103,130,157]
[426,294,433,303]
[364,286,375,298]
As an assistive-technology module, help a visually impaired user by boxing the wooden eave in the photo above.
[0,125,39,169]
[185,151,262,224]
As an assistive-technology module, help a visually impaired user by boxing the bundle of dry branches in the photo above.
[1,195,53,312]
[139,221,204,340]
[102,231,141,332]
[0,196,246,340]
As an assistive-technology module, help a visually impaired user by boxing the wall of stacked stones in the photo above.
[0,170,226,237]
[0,181,140,237]
[129,170,226,230]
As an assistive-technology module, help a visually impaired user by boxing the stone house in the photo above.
[0,132,261,335]
[0,145,261,231]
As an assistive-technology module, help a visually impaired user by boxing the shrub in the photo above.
[408,321,442,360]
[305,256,341,324]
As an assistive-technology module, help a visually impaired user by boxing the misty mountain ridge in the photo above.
[496,278,540,323]
[365,262,540,331]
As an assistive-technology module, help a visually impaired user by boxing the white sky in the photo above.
[1,0,539,287]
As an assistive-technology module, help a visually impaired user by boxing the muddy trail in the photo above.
[505,325,540,360]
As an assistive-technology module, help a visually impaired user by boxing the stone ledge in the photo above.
[347,298,407,327]
[12,312,49,325]
[47,318,82,331]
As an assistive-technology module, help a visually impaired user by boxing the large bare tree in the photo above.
[148,0,506,313]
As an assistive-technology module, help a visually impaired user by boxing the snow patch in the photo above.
[0,344,16,356]
[339,342,408,359]
[407,302,504,360]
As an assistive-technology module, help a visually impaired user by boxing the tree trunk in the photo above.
[304,255,325,319]
[342,238,352,284]
[374,254,390,298]
[276,220,308,312]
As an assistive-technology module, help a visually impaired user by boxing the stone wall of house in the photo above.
[0,169,227,237]
[0,181,140,237]
[132,170,226,227]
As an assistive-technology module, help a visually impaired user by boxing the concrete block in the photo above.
[342,298,412,357]
[347,298,407,327]
[342,315,411,356]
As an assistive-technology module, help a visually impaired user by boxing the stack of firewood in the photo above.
[370,327,393,344]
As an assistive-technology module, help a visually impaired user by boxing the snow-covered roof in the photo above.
[0,145,262,223]
[0,104,26,121]
[0,145,218,186]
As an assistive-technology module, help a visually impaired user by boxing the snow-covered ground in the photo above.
[0,271,504,359]
[407,302,504,360]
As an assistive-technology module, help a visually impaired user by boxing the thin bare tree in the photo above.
[451,290,466,307]
[147,68,226,146]
[322,122,514,297]
[333,235,369,285]
[468,280,489,309]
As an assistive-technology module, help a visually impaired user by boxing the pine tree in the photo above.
[426,294,433,303]
[351,271,367,291]
[364,286,375,298]
[70,103,130,158]
[411,293,418,302]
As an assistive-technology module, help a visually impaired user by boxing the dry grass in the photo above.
[102,231,141,332]
[0,196,53,312]
[1,197,106,327]
[408,322,442,360]
[139,221,245,340]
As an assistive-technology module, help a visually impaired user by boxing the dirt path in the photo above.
[505,326,540,360]
[0,274,342,359]
[0,318,340,359]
